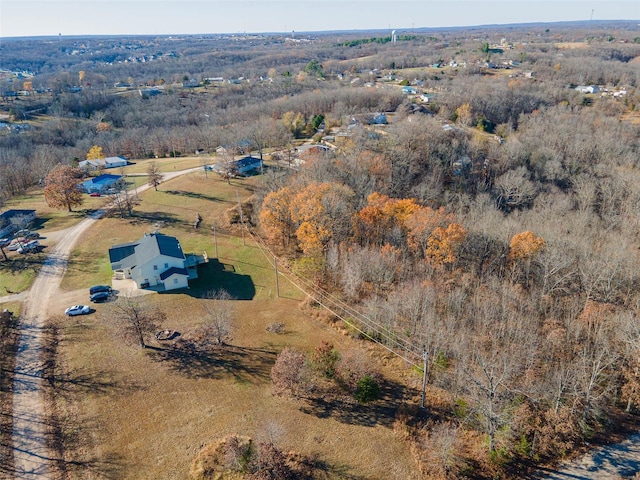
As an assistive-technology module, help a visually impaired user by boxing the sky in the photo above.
[1,0,639,38]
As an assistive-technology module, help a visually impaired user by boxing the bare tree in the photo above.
[146,161,163,191]
[112,296,164,348]
[108,178,135,217]
[200,289,234,347]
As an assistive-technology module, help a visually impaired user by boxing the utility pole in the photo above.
[212,223,219,258]
[236,189,245,246]
[421,351,429,409]
[274,255,280,297]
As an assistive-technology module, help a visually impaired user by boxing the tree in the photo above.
[86,145,105,160]
[425,223,468,267]
[107,179,135,218]
[147,161,163,191]
[304,59,324,78]
[200,289,234,347]
[259,186,295,247]
[113,296,164,348]
[43,164,84,212]
[355,375,381,403]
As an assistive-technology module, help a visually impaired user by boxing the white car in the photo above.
[17,240,40,254]
[65,305,91,316]
[7,241,22,251]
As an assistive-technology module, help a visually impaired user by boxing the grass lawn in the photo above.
[121,156,210,175]
[54,169,421,478]
[0,253,46,295]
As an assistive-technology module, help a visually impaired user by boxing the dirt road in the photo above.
[11,211,101,478]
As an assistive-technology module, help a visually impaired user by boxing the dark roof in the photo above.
[155,234,185,259]
[236,156,262,168]
[109,233,184,270]
[0,209,36,221]
[159,267,189,280]
[108,241,139,264]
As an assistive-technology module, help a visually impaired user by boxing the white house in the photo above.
[575,85,599,94]
[108,232,193,291]
[78,156,127,171]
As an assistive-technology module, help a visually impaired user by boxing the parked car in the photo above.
[0,238,9,248]
[89,285,112,295]
[90,291,112,303]
[89,192,101,197]
[7,241,22,251]
[65,305,91,316]
[17,240,40,254]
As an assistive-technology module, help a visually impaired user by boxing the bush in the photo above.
[271,347,311,397]
[354,375,381,403]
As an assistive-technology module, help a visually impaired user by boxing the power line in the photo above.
[242,224,424,367]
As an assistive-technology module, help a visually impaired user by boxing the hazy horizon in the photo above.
[1,1,639,39]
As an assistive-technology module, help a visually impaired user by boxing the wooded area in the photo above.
[2,20,640,477]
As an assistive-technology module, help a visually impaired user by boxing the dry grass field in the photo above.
[50,295,420,479]
[51,169,422,478]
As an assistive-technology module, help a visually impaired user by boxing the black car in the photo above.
[90,291,112,303]
[89,285,112,295]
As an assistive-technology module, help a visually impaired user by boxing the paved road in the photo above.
[8,167,200,478]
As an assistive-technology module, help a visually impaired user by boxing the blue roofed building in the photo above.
[80,174,123,194]
[109,232,199,291]
[209,155,263,176]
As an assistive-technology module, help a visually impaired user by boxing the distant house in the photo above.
[80,174,123,194]
[78,156,127,171]
[401,86,418,95]
[109,232,196,291]
[0,209,36,237]
[211,156,263,176]
[575,85,599,94]
[372,113,388,125]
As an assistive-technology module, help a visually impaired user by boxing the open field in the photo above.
[122,156,212,174]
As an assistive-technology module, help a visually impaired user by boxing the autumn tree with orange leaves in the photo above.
[509,230,546,285]
[406,206,454,254]
[353,192,419,246]
[260,182,354,254]
[425,223,468,268]
[259,186,295,247]
[44,164,84,212]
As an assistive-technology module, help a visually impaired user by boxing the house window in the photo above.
[153,265,158,270]
[173,278,179,284]
[164,263,169,268]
